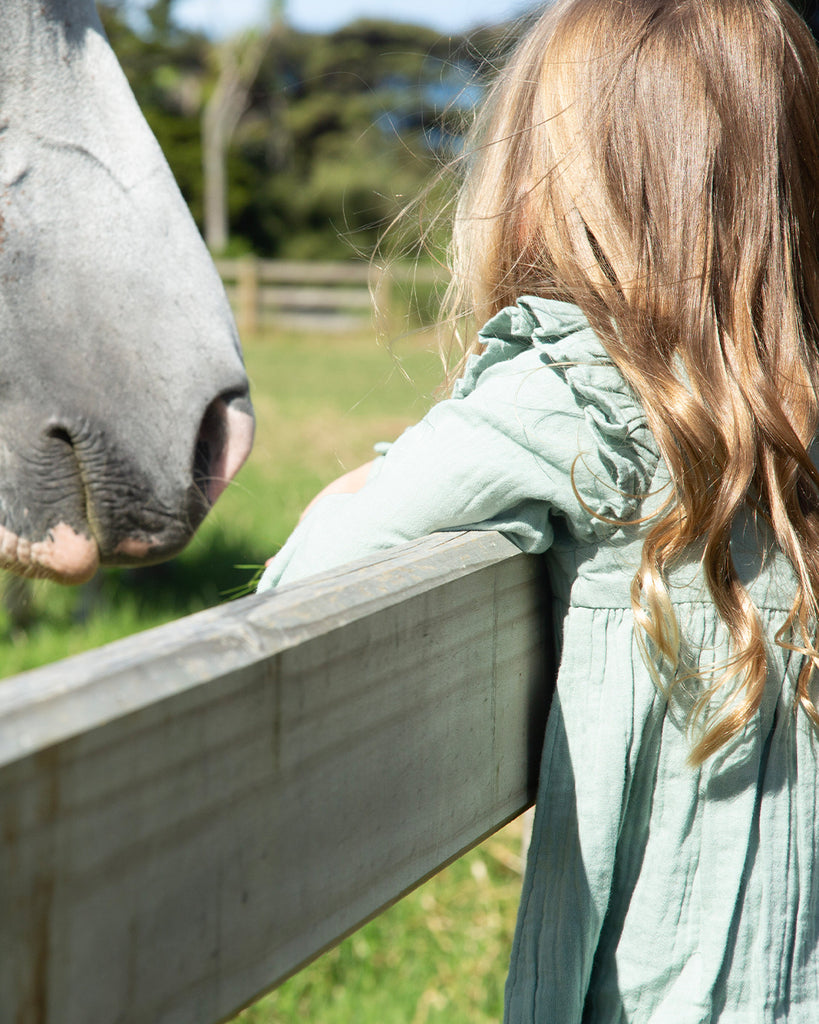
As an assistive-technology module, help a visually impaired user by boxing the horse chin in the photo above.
[0,521,100,584]
[0,517,188,583]
[106,532,190,568]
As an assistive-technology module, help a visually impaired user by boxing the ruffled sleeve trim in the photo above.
[454,296,659,534]
[453,298,592,399]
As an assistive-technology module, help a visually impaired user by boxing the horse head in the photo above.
[0,0,254,583]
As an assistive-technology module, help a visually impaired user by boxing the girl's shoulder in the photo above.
[455,298,660,533]
[453,296,600,399]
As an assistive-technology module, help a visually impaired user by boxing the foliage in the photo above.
[98,1,510,260]
[98,0,819,262]
[242,16,506,257]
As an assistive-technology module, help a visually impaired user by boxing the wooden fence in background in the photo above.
[0,532,553,1024]
[215,258,443,335]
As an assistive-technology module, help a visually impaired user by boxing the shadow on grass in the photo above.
[111,530,269,614]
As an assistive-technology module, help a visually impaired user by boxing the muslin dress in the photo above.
[257,297,819,1022]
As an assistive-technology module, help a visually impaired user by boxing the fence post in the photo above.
[236,256,259,337]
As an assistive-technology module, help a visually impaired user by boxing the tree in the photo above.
[100,2,506,259]
[202,27,277,253]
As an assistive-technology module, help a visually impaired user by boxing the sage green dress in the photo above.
[258,297,817,1022]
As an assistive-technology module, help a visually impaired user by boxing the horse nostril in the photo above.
[46,425,76,449]
[193,401,224,499]
[193,392,254,506]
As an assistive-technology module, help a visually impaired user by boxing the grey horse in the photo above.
[0,0,254,584]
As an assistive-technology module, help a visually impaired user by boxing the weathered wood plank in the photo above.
[258,284,374,310]
[0,532,553,1024]
[215,258,444,335]
[214,258,371,286]
[256,311,371,333]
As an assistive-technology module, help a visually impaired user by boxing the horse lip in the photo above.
[98,503,196,566]
[36,523,100,582]
[0,521,99,584]
[20,392,254,575]
[107,532,189,566]
[41,420,193,563]
[112,536,161,560]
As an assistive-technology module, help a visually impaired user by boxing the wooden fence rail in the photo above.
[215,258,443,335]
[0,532,553,1024]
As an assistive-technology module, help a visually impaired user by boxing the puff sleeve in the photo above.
[257,298,657,591]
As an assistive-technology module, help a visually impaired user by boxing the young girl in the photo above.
[259,0,819,1018]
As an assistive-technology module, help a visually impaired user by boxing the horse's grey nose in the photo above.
[37,384,254,571]
[193,391,255,507]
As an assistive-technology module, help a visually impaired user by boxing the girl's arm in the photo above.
[258,349,573,591]
[257,302,656,592]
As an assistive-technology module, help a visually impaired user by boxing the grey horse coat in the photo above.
[0,0,254,583]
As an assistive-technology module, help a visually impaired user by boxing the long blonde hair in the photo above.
[450,0,819,762]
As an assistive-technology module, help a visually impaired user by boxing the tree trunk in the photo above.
[202,32,274,253]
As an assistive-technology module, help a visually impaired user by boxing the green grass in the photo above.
[0,324,526,1022]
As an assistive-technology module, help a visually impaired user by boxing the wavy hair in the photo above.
[448,0,819,762]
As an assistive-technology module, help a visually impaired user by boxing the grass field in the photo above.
[0,325,526,1022]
